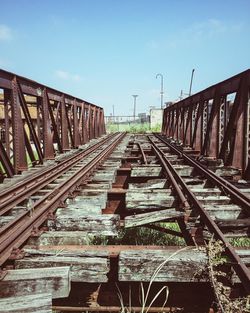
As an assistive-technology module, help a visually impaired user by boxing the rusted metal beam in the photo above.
[41,89,54,159]
[162,69,250,177]
[0,69,106,179]
[52,306,182,312]
[17,79,43,163]
[11,77,27,173]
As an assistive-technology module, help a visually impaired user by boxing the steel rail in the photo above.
[0,133,117,216]
[0,132,126,266]
[149,135,250,294]
[0,135,116,239]
[137,143,148,164]
[155,133,250,214]
[149,141,189,210]
[52,305,182,312]
[147,136,194,246]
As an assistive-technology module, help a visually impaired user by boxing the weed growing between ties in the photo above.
[116,247,188,313]
[229,237,250,247]
[91,223,185,246]
[206,239,250,313]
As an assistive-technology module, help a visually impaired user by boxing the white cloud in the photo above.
[55,70,82,82]
[146,40,160,50]
[165,18,243,49]
[187,19,227,38]
[0,24,12,41]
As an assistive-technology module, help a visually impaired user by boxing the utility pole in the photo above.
[132,95,138,121]
[180,90,183,100]
[189,69,195,96]
[112,105,115,122]
[156,73,164,109]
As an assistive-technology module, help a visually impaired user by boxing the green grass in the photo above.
[92,223,185,246]
[0,149,40,177]
[229,237,250,247]
[106,122,162,133]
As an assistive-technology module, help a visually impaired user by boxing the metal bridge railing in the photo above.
[162,69,250,177]
[0,69,105,178]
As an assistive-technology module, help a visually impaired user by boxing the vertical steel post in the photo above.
[42,88,54,159]
[11,77,27,172]
[73,99,80,148]
[3,89,11,157]
[61,94,69,151]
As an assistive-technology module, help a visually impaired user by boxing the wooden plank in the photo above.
[83,182,111,190]
[131,165,162,177]
[101,161,121,168]
[216,218,250,228]
[119,248,208,282]
[92,170,117,182]
[128,179,167,190]
[16,249,109,282]
[126,189,175,210]
[213,166,241,177]
[51,214,120,235]
[56,206,102,215]
[0,293,52,313]
[172,165,193,176]
[189,188,221,197]
[19,245,250,265]
[183,177,204,187]
[66,190,107,208]
[124,209,184,228]
[204,204,242,220]
[0,267,70,299]
[236,248,250,264]
[22,247,109,258]
[27,231,96,246]
[196,195,230,205]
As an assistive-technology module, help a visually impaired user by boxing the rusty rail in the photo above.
[0,132,125,266]
[0,134,115,216]
[52,305,182,312]
[0,69,106,178]
[137,143,148,164]
[155,133,250,214]
[162,69,250,177]
[150,134,250,294]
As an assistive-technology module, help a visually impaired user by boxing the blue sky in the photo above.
[0,0,249,116]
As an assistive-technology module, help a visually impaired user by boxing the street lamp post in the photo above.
[189,69,195,96]
[132,95,138,121]
[156,73,164,109]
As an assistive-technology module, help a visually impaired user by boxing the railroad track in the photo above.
[0,132,125,266]
[148,134,250,294]
[0,132,249,312]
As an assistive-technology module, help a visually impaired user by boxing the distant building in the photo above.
[150,108,163,129]
[138,113,148,123]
